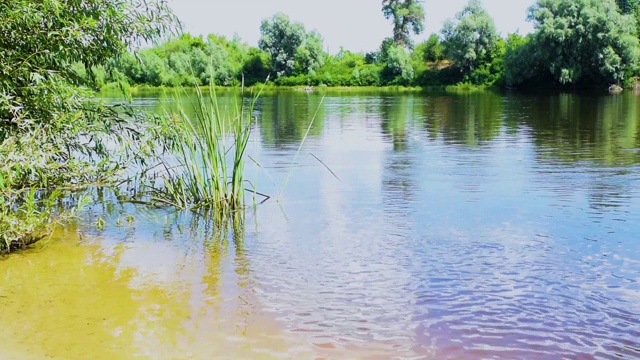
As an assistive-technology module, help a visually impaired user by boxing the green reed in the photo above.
[151,82,262,213]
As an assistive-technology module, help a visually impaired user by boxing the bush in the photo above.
[0,0,176,252]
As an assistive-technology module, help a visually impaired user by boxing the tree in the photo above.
[414,33,444,63]
[166,51,193,85]
[382,0,426,47]
[207,34,250,83]
[377,37,397,64]
[503,33,541,86]
[616,0,640,13]
[204,39,235,85]
[0,0,177,251]
[139,50,170,85]
[527,0,639,85]
[616,0,640,36]
[1,0,176,135]
[189,47,210,85]
[382,45,415,84]
[441,0,499,75]
[258,13,306,77]
[295,31,326,75]
[243,47,271,85]
[115,52,146,84]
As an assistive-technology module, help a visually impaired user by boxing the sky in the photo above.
[168,0,536,53]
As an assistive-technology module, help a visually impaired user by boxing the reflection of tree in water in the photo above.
[416,91,502,194]
[179,212,252,314]
[524,93,640,166]
[199,214,255,336]
[509,92,640,211]
[587,174,634,210]
[257,93,325,147]
[382,154,416,214]
[378,96,417,233]
[381,155,417,241]
[380,95,413,151]
[144,91,325,149]
[422,91,503,146]
[151,89,245,123]
[145,211,287,356]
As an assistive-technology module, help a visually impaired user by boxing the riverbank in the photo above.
[100,81,640,98]
[99,78,640,96]
[98,82,499,96]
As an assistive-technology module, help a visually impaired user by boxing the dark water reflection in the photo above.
[4,89,640,359]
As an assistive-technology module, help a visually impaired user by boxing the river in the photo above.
[1,89,639,359]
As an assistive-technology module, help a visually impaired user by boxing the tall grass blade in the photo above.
[276,95,325,201]
[308,153,341,182]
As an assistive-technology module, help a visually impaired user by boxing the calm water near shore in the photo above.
[2,89,639,359]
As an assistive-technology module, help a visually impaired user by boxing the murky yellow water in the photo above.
[0,227,310,360]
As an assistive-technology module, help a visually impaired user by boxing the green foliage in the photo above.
[382,0,426,47]
[1,0,174,133]
[113,52,146,84]
[503,33,542,86]
[275,49,384,87]
[104,15,323,87]
[259,13,307,77]
[415,65,464,86]
[140,51,171,86]
[109,33,252,87]
[295,31,326,75]
[243,48,271,85]
[0,141,81,251]
[0,0,176,252]
[351,65,385,86]
[382,45,415,85]
[201,41,234,85]
[442,0,500,76]
[524,0,640,85]
[467,37,506,86]
[321,49,368,86]
[67,3,640,92]
[377,38,397,64]
[616,0,640,14]
[205,34,249,85]
[414,34,445,63]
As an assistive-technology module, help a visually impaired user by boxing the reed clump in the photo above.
[149,83,262,214]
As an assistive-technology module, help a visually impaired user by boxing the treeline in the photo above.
[83,0,640,90]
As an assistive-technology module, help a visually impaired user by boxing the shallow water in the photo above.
[2,89,640,359]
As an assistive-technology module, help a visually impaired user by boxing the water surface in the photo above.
[2,89,639,359]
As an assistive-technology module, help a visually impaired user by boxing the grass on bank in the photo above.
[100,82,428,95]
